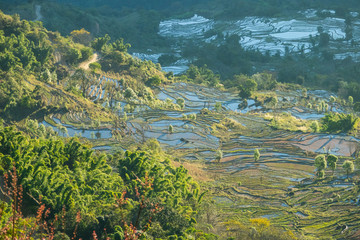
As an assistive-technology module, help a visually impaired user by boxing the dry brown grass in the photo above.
[172,161,215,182]
[265,162,314,172]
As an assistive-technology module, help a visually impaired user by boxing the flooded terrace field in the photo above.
[133,10,360,74]
[40,79,360,237]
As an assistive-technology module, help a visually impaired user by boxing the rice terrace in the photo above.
[1,0,360,239]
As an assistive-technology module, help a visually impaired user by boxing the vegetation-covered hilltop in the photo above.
[2,0,360,51]
[4,0,360,105]
[0,9,172,125]
[0,9,301,240]
[0,10,204,240]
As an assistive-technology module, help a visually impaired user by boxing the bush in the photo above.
[89,62,101,71]
[235,75,257,99]
[321,113,360,133]
[146,75,162,87]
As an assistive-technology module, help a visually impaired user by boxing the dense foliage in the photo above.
[0,127,206,239]
[321,113,360,133]
[177,65,220,87]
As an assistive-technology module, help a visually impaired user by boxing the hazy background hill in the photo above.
[1,0,360,51]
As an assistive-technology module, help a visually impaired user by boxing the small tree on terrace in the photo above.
[215,149,223,163]
[214,102,222,112]
[314,155,327,179]
[72,69,95,98]
[327,154,338,176]
[310,121,320,133]
[168,124,174,134]
[235,75,257,99]
[254,149,260,162]
[355,157,360,170]
[343,160,354,179]
[176,98,185,109]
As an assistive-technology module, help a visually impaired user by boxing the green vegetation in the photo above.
[168,124,174,134]
[254,149,260,162]
[1,3,360,240]
[177,64,220,87]
[327,154,338,176]
[321,113,360,133]
[176,98,185,109]
[266,112,315,132]
[343,160,354,178]
[0,9,173,125]
[0,127,207,239]
[0,10,114,123]
[238,76,258,99]
[315,155,327,179]
[215,149,223,163]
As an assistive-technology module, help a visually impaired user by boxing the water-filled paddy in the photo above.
[63,80,360,238]
[41,119,113,139]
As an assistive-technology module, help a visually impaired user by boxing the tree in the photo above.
[355,157,360,170]
[72,69,95,98]
[302,88,307,98]
[59,125,68,137]
[329,96,336,111]
[112,38,131,52]
[0,127,124,238]
[214,102,222,112]
[327,154,338,176]
[314,155,327,178]
[343,160,354,179]
[254,149,260,162]
[252,72,277,90]
[319,32,330,48]
[189,113,197,120]
[354,102,360,112]
[124,88,136,99]
[321,113,360,133]
[146,76,162,87]
[311,121,320,133]
[345,16,353,40]
[176,98,185,109]
[348,96,354,106]
[70,28,92,46]
[104,81,117,108]
[80,47,93,61]
[40,68,52,83]
[66,47,82,65]
[95,132,101,139]
[268,96,278,109]
[91,34,111,52]
[215,149,223,163]
[237,76,257,99]
[330,96,336,104]
[89,62,101,72]
[168,124,174,134]
[116,150,201,234]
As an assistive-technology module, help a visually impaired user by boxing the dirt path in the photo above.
[79,53,99,70]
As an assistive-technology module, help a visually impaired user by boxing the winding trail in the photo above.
[79,53,99,70]
[34,5,43,21]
